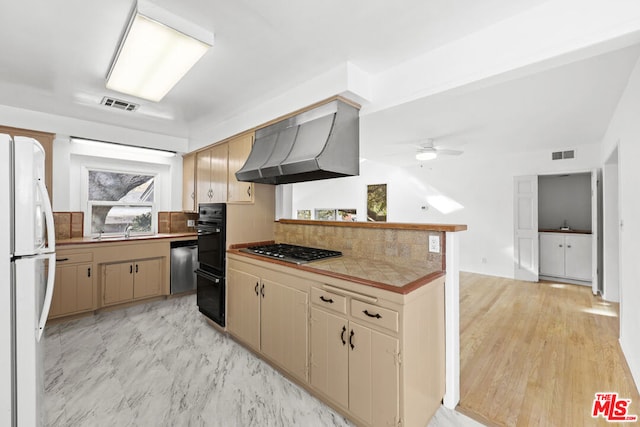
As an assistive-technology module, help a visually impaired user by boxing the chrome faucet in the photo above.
[124,224,133,239]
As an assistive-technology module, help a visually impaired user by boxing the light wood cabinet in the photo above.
[539,232,592,282]
[227,253,445,427]
[227,259,310,383]
[311,295,399,426]
[226,267,261,352]
[182,152,197,212]
[49,252,95,318]
[102,258,163,306]
[227,134,254,203]
[197,143,228,204]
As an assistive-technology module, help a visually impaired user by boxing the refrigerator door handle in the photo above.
[35,178,55,253]
[36,253,56,342]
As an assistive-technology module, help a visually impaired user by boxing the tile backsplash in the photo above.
[158,211,198,234]
[274,222,444,271]
[53,212,84,240]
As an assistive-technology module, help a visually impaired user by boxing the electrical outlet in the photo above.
[428,235,440,253]
[187,219,195,227]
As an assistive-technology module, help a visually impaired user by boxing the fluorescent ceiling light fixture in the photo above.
[72,137,176,157]
[106,0,214,102]
[416,151,437,161]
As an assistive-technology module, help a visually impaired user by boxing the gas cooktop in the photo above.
[240,243,342,265]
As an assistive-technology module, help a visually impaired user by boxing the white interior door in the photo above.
[514,176,539,281]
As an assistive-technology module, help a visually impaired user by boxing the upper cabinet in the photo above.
[193,132,255,206]
[228,133,254,203]
[182,152,196,212]
[197,143,228,204]
[1,125,54,203]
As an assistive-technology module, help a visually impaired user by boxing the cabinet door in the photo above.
[75,263,94,312]
[565,235,592,281]
[349,322,399,427]
[261,279,309,382]
[539,233,565,277]
[133,258,162,299]
[210,143,228,203]
[310,307,348,408]
[228,134,254,203]
[196,149,212,204]
[182,152,197,211]
[103,263,134,305]
[227,267,261,352]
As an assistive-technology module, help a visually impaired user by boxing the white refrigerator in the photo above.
[1,133,56,426]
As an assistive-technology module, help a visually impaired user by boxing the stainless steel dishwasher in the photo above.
[170,240,198,294]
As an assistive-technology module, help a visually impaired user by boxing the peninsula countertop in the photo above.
[56,232,197,246]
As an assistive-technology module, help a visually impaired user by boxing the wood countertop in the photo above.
[277,219,467,232]
[228,243,444,295]
[57,232,197,246]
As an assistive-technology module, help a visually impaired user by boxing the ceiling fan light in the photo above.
[416,151,438,161]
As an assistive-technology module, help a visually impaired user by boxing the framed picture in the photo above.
[297,209,311,220]
[314,209,336,221]
[367,184,387,222]
[337,209,357,221]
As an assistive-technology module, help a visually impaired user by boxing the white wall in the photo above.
[538,173,592,231]
[601,55,640,389]
[291,144,601,279]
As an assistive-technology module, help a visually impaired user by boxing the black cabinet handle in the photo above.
[349,329,355,350]
[135,264,139,273]
[363,310,382,319]
[341,326,346,346]
[130,265,133,274]
[56,258,69,262]
[87,267,91,278]
[319,296,334,304]
[255,282,259,296]
[247,186,251,197]
[260,283,265,298]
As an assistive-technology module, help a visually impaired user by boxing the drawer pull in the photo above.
[56,258,69,262]
[341,326,346,346]
[319,296,334,304]
[349,329,355,350]
[363,310,382,319]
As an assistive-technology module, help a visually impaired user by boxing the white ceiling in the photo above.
[0,0,639,156]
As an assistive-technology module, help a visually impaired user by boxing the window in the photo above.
[87,170,155,235]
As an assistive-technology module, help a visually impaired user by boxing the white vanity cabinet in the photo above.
[539,232,592,282]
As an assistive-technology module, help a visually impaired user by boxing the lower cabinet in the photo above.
[49,260,95,318]
[227,264,309,382]
[310,299,399,426]
[102,258,163,306]
[227,254,445,427]
[539,233,592,281]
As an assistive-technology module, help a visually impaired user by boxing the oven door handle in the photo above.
[195,269,222,283]
[197,227,222,235]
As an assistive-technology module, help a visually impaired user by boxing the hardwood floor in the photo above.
[458,272,639,426]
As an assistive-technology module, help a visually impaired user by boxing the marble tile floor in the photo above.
[44,294,484,427]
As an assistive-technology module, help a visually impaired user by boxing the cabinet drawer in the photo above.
[311,287,347,314]
[351,300,398,333]
[56,252,93,264]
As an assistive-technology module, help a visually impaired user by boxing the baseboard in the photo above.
[539,275,591,287]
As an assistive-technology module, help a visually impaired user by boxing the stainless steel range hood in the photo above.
[235,99,359,185]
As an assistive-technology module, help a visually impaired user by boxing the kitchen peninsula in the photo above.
[226,219,467,427]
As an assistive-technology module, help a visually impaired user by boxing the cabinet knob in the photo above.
[567,245,572,248]
[191,192,195,200]
[559,244,563,247]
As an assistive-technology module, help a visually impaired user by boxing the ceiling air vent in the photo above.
[551,150,575,160]
[100,96,139,112]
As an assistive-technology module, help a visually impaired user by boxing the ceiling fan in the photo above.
[415,139,463,160]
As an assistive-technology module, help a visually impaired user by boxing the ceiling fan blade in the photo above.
[435,148,463,156]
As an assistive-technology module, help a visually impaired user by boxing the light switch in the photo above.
[187,219,195,227]
[429,235,440,253]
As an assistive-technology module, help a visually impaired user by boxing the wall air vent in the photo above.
[551,150,575,160]
[100,96,139,112]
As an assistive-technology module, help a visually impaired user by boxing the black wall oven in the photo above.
[196,203,226,327]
